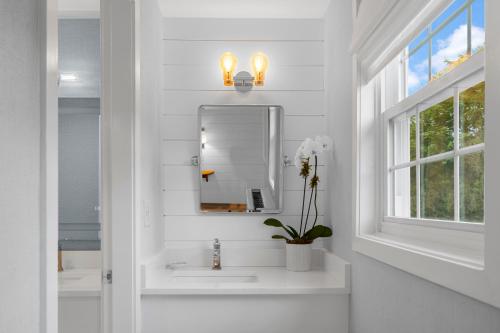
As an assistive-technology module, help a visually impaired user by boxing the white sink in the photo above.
[58,269,102,290]
[59,276,83,285]
[59,272,86,285]
[172,270,257,283]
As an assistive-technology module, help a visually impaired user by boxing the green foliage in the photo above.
[460,152,484,222]
[264,153,334,243]
[420,96,454,158]
[263,219,333,243]
[304,225,333,241]
[264,218,299,240]
[271,235,290,241]
[408,81,484,222]
[287,225,300,238]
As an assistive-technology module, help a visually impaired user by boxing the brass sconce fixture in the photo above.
[251,52,269,86]
[219,52,269,89]
[219,52,238,86]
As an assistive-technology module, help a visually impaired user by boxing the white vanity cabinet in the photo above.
[141,250,350,333]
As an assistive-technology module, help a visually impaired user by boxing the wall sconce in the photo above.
[251,52,269,86]
[219,52,269,89]
[219,52,238,86]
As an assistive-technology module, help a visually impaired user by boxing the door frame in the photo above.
[41,0,140,332]
[40,0,58,332]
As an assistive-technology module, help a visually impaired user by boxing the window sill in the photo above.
[379,219,484,268]
[353,223,491,304]
[361,230,483,270]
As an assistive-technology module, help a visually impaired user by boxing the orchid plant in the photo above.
[264,136,333,244]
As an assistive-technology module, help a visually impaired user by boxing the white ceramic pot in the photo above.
[286,242,312,271]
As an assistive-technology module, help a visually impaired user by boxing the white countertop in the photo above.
[142,266,350,295]
[58,269,101,297]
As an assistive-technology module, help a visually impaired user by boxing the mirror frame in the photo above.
[197,104,285,215]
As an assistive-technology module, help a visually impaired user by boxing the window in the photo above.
[385,0,485,228]
[388,80,485,224]
[404,0,485,96]
[353,0,500,309]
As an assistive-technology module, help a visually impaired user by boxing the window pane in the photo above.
[431,0,467,31]
[394,167,417,218]
[410,115,416,161]
[408,43,429,96]
[431,9,468,80]
[420,158,454,220]
[460,81,484,147]
[460,152,484,223]
[471,0,485,54]
[420,96,454,158]
[409,28,428,54]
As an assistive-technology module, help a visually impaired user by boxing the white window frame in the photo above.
[352,0,500,309]
[384,53,485,231]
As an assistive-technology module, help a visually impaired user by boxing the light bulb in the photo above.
[219,52,238,86]
[251,52,269,86]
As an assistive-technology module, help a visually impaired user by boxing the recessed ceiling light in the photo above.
[59,73,78,82]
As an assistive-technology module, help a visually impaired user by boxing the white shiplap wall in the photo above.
[161,18,327,248]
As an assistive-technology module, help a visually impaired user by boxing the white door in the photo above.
[100,0,140,332]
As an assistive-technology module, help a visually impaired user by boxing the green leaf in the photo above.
[304,225,333,241]
[271,235,290,241]
[263,218,284,228]
[263,218,296,239]
[286,225,300,238]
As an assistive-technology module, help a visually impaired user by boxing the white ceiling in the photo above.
[58,0,331,19]
[159,0,331,18]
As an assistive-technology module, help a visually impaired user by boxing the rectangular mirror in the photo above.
[199,105,284,214]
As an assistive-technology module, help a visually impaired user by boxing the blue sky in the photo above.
[407,0,485,95]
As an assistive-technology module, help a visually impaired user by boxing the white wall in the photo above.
[0,0,41,331]
[139,0,164,260]
[161,18,328,249]
[324,1,500,332]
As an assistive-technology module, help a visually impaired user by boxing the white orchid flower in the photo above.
[297,137,323,157]
[294,155,303,169]
[294,136,333,170]
[297,137,313,157]
[315,135,333,151]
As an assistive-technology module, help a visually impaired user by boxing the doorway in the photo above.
[42,1,139,332]
[57,7,102,333]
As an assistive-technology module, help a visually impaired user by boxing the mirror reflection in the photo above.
[199,105,284,213]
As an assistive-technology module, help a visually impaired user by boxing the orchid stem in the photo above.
[312,156,319,228]
[298,170,308,237]
[303,155,318,237]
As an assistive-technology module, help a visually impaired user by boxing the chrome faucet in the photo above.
[212,238,221,270]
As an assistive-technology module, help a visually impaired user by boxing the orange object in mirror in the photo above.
[201,169,215,182]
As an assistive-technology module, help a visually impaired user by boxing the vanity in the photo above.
[59,269,101,333]
[141,249,350,333]
[144,105,350,332]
